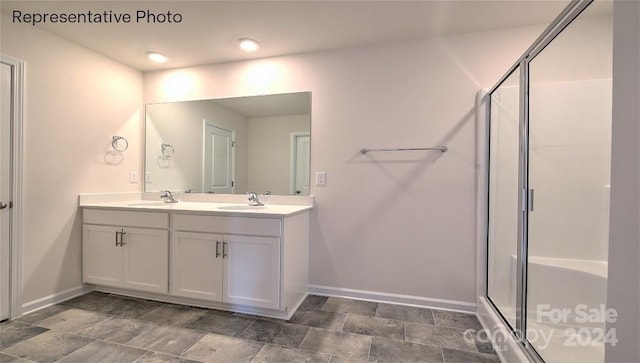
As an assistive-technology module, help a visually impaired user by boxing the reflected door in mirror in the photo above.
[291,133,310,196]
[204,123,235,194]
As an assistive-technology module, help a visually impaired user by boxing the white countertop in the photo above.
[79,199,313,217]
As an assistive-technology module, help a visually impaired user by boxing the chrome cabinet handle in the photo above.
[115,229,126,246]
[222,242,228,258]
[119,229,127,246]
[0,201,7,210]
[215,241,221,258]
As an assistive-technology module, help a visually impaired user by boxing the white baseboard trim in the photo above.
[308,284,476,313]
[21,285,93,316]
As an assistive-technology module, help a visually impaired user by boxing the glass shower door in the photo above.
[526,2,613,361]
[487,68,521,329]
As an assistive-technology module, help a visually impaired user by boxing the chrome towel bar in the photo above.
[360,146,448,154]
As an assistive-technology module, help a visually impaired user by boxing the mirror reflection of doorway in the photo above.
[203,122,236,194]
[290,132,310,196]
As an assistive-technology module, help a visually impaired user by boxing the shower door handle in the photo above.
[528,189,534,212]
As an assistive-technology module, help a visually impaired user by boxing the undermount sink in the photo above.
[217,205,267,211]
[127,201,174,207]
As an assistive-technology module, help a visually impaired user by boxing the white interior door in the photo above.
[0,62,12,321]
[204,123,235,194]
[291,133,310,196]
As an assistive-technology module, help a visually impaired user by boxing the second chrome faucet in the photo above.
[247,192,265,206]
[160,190,178,203]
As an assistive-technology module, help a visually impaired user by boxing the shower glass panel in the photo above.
[487,68,520,329]
[526,2,612,362]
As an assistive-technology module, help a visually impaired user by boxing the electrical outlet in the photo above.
[315,171,327,186]
[129,171,139,183]
[145,172,152,183]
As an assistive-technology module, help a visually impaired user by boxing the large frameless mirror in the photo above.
[144,92,311,196]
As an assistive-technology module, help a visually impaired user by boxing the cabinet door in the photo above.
[122,228,169,294]
[171,231,224,301]
[223,235,280,309]
[83,225,122,287]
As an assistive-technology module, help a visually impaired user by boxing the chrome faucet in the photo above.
[160,190,178,203]
[247,192,264,206]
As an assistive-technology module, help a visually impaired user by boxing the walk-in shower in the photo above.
[478,0,613,362]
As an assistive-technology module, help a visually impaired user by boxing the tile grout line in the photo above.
[0,350,25,361]
[297,326,314,350]
[175,331,208,360]
[340,313,349,331]
[236,319,257,338]
[319,296,330,311]
[296,327,312,350]
[431,309,438,327]
[366,332,373,362]
[403,321,407,342]
[249,343,268,363]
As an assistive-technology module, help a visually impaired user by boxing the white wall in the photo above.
[0,13,143,305]
[247,114,310,195]
[526,15,613,262]
[145,100,248,193]
[528,79,612,262]
[144,25,543,307]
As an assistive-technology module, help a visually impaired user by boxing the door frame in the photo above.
[289,132,310,195]
[202,120,236,194]
[1,55,25,319]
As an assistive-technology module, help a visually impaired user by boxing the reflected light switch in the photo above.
[129,171,139,183]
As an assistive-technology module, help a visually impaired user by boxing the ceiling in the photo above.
[2,0,573,72]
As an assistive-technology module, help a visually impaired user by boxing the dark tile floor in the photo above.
[0,292,500,363]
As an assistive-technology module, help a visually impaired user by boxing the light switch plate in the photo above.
[316,171,326,186]
[129,171,139,183]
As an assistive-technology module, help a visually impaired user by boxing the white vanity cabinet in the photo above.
[79,195,311,319]
[171,214,281,309]
[82,209,169,294]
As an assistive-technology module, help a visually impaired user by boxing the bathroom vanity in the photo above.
[79,193,312,319]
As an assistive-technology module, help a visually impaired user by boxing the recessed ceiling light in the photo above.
[238,38,259,52]
[147,51,168,63]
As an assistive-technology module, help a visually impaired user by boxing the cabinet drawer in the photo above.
[174,214,281,237]
[83,209,169,229]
